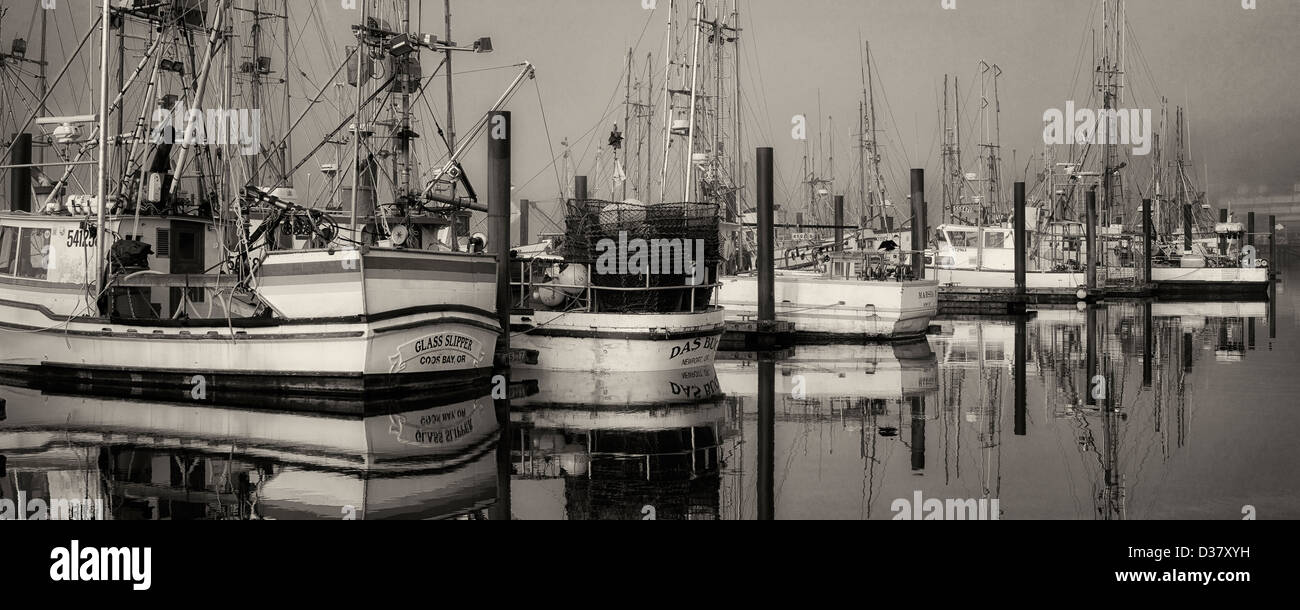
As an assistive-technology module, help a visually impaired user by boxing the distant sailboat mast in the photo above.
[865,42,885,231]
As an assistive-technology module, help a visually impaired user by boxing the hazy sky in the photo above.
[3,0,1298,229]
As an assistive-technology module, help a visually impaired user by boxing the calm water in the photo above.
[3,264,1297,520]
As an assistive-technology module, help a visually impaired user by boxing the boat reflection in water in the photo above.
[1,295,1288,520]
[714,342,941,520]
[710,293,1294,519]
[509,366,726,520]
[0,384,501,520]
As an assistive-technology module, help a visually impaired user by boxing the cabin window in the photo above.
[949,231,978,248]
[984,232,1007,249]
[0,226,17,275]
[949,344,978,363]
[16,228,51,280]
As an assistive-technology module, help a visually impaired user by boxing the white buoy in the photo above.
[557,264,589,297]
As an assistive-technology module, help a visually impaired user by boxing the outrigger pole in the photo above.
[95,0,112,313]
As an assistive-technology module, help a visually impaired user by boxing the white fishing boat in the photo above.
[0,2,528,397]
[713,36,937,341]
[1147,221,1269,294]
[928,222,1120,291]
[719,251,938,340]
[0,211,502,395]
[510,200,726,372]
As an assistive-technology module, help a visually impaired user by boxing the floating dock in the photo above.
[938,285,1154,314]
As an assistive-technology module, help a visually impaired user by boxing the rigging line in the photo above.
[512,96,616,196]
[1066,0,1099,106]
[743,10,777,151]
[533,77,566,199]
[869,48,912,168]
[574,69,630,179]
[1124,21,1163,106]
[249,47,366,192]
[471,196,565,237]
[572,5,658,178]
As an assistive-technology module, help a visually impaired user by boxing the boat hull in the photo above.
[933,266,1270,296]
[1150,267,1270,295]
[718,274,938,340]
[934,268,1088,290]
[0,299,500,402]
[510,309,725,372]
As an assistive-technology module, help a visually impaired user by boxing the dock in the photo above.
[938,285,1154,314]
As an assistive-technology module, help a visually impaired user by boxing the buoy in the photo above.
[557,264,589,296]
[535,264,588,307]
[601,201,646,228]
[1075,287,1089,301]
[534,285,566,307]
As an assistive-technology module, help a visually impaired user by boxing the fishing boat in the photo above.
[928,55,1148,299]
[0,2,527,397]
[656,8,939,342]
[507,1,739,372]
[1143,106,1269,295]
[509,198,726,372]
[928,220,1126,291]
[718,252,938,341]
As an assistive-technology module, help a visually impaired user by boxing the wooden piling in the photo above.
[758,148,775,326]
[911,169,926,280]
[488,111,511,352]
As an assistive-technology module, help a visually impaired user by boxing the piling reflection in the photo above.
[0,385,502,520]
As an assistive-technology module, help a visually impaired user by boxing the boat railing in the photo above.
[822,250,928,283]
[510,256,721,315]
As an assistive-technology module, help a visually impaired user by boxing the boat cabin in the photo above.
[932,224,1015,270]
[822,251,922,282]
[0,212,226,320]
